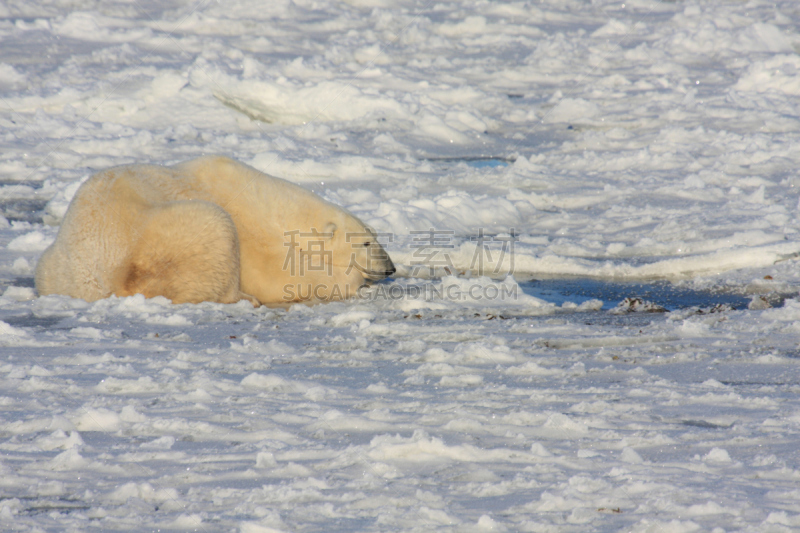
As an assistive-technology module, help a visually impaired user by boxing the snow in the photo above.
[2,0,800,531]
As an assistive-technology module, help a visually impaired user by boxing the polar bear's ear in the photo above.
[323,222,337,240]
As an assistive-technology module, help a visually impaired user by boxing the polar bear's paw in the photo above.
[118,200,253,305]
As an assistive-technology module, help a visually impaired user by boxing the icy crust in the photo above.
[3,0,800,531]
[357,276,559,314]
[2,290,800,531]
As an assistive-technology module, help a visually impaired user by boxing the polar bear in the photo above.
[35,156,395,306]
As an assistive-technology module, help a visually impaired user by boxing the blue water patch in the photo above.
[467,158,509,169]
[520,278,751,311]
[424,157,512,168]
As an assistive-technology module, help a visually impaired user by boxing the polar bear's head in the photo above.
[279,211,394,303]
[340,223,395,282]
[322,211,394,282]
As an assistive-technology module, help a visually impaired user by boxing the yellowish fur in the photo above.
[35,156,395,306]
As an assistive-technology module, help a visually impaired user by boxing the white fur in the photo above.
[35,156,395,305]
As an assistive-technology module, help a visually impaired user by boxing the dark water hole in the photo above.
[520,278,753,311]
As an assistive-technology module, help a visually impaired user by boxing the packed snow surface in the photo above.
[2,0,800,531]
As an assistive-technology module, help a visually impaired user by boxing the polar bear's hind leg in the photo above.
[117,201,258,306]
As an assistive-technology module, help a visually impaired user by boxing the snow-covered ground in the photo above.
[2,0,800,531]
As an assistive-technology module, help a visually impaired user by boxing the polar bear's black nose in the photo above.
[385,257,396,276]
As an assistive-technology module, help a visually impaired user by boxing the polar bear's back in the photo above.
[173,156,336,231]
[173,155,314,200]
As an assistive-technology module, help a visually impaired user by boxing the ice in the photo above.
[2,0,800,531]
[0,64,26,91]
[6,231,53,251]
[210,78,408,126]
[542,98,601,124]
[735,54,800,95]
